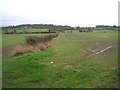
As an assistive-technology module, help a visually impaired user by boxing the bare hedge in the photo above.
[25,32,59,45]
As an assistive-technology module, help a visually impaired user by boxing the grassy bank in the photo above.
[3,31,118,88]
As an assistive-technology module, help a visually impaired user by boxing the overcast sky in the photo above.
[0,0,119,27]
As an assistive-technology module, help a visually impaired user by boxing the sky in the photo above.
[0,0,119,27]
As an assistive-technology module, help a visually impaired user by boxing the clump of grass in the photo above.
[52,38,58,40]
[36,43,48,51]
[10,45,26,56]
[24,45,35,52]
[10,43,49,56]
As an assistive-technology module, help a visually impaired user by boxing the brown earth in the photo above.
[2,46,16,57]
[83,42,118,57]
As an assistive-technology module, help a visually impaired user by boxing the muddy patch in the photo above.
[2,46,16,57]
[83,42,118,57]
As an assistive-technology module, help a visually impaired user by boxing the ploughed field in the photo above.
[2,31,118,88]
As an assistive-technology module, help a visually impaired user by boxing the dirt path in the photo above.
[2,46,16,57]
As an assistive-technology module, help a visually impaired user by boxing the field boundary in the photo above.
[4,31,56,34]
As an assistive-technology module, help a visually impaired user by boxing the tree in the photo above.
[76,26,80,29]
[14,29,17,33]
[113,25,117,28]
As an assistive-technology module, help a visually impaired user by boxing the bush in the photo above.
[25,33,59,45]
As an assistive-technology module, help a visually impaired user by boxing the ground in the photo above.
[2,31,119,88]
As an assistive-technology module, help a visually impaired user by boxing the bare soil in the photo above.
[83,42,118,57]
[2,46,16,57]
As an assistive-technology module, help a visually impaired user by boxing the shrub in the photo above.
[25,33,59,45]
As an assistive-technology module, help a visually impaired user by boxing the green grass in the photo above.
[93,30,118,32]
[2,31,119,88]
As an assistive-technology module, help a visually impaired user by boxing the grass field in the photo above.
[2,31,119,88]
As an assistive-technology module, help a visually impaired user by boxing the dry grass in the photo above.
[52,38,58,40]
[10,45,26,56]
[36,43,48,51]
[10,43,49,56]
[24,45,35,52]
